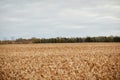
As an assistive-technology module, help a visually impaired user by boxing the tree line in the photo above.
[0,36,120,44]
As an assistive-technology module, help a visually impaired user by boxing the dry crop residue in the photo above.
[0,43,120,80]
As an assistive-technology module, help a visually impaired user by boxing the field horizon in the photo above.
[0,43,120,80]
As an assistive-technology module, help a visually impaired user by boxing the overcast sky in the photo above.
[0,0,120,40]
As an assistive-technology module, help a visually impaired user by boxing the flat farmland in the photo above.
[0,43,120,80]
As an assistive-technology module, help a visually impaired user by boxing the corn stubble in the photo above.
[0,43,120,80]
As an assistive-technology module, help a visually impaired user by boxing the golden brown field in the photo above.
[0,43,120,80]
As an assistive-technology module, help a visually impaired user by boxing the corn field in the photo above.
[0,43,120,80]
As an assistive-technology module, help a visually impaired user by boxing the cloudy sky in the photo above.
[0,0,120,40]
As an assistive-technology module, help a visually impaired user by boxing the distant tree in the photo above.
[85,37,92,42]
[113,37,120,42]
[0,36,120,44]
[15,38,29,44]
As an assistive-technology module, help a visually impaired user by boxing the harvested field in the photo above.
[0,43,120,80]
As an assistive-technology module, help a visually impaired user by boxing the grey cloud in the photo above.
[0,0,120,39]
